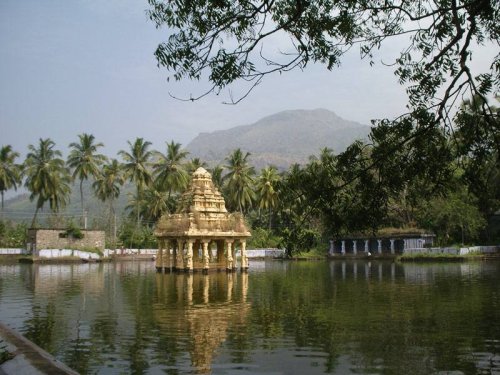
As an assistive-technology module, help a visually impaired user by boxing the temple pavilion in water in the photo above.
[154,167,251,272]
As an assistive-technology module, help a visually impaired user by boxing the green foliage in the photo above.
[153,141,189,200]
[278,227,322,258]
[454,95,500,225]
[416,185,487,246]
[24,138,71,227]
[0,220,27,247]
[62,222,84,240]
[0,145,22,211]
[118,220,157,249]
[119,138,154,226]
[67,133,107,213]
[247,228,282,249]
[223,149,255,213]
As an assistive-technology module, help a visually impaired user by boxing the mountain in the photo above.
[186,108,370,169]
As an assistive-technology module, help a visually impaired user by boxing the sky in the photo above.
[0,0,496,162]
[0,0,411,159]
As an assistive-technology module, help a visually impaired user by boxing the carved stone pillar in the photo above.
[226,240,234,271]
[202,240,210,271]
[364,239,369,253]
[185,240,194,271]
[240,240,248,270]
[390,239,395,255]
[341,240,346,255]
[353,240,358,255]
[377,239,382,254]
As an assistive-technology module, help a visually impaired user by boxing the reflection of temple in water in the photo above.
[154,272,250,373]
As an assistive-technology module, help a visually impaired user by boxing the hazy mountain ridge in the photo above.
[187,108,370,169]
[3,181,132,225]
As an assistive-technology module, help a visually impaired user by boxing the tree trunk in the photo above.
[31,206,40,228]
[80,179,84,227]
[461,223,465,245]
[137,187,141,227]
[80,179,84,212]
[268,207,272,230]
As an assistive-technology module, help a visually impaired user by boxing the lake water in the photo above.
[1,260,500,374]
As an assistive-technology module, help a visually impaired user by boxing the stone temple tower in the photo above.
[154,167,251,272]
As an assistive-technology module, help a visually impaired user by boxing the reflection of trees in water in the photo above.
[18,263,121,374]
[24,301,57,354]
[249,261,500,374]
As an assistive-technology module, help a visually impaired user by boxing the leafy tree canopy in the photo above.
[148,0,499,115]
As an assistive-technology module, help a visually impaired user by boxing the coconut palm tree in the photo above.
[153,141,189,200]
[210,165,224,191]
[92,159,124,217]
[142,187,170,222]
[0,145,22,213]
[67,133,107,218]
[256,166,280,228]
[24,138,71,227]
[118,138,153,226]
[224,148,255,213]
[186,157,208,174]
[93,159,124,247]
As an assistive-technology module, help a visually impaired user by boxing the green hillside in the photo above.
[2,180,133,227]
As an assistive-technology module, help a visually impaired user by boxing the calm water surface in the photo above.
[1,260,500,374]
